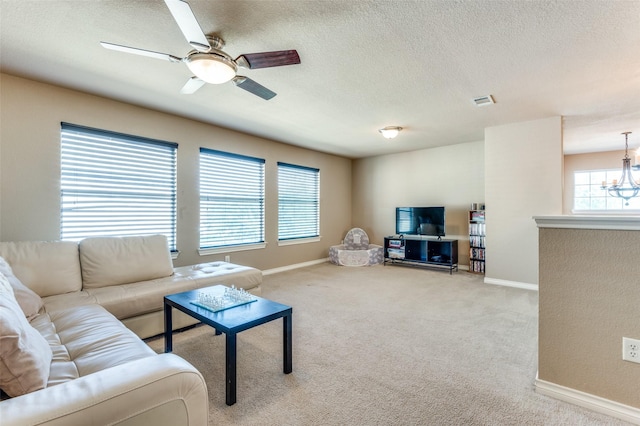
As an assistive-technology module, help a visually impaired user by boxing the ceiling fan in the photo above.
[100,0,300,100]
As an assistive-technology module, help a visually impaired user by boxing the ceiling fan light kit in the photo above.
[100,0,300,99]
[186,51,237,84]
[379,126,403,139]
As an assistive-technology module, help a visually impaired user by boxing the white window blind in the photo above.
[278,162,320,241]
[60,123,178,250]
[199,148,265,249]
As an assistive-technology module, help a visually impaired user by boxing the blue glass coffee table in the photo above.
[164,285,293,405]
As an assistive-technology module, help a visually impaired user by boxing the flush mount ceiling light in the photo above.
[601,132,639,205]
[379,126,403,139]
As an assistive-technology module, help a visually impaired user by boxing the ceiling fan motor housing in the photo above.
[205,35,225,50]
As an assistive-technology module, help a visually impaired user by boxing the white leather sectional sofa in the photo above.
[1,235,262,339]
[0,234,263,426]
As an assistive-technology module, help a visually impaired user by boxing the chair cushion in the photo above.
[330,228,384,266]
[337,250,371,267]
[0,257,44,320]
[80,235,174,289]
[344,228,370,250]
[0,274,53,397]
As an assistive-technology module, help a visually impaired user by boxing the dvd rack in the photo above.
[469,210,486,274]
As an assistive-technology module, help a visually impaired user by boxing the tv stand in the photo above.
[384,236,458,274]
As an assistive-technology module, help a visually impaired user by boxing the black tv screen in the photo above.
[396,207,446,237]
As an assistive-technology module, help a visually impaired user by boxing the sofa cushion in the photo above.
[0,274,53,397]
[85,262,262,321]
[80,235,174,289]
[174,261,263,289]
[28,304,156,386]
[0,257,44,320]
[0,241,82,297]
[41,290,97,314]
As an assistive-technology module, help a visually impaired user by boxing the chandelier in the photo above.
[601,132,639,205]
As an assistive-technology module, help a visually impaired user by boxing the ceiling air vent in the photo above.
[473,95,495,107]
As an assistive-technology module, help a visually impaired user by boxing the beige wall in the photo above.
[538,225,640,409]
[0,73,352,270]
[351,141,485,268]
[563,150,627,214]
[484,117,563,287]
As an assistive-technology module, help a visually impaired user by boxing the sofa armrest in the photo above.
[0,354,208,426]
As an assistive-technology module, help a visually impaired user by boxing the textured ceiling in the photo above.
[1,0,639,158]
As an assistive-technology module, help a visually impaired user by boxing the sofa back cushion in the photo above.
[80,235,173,289]
[0,241,82,297]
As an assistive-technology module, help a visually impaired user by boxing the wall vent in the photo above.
[473,95,495,107]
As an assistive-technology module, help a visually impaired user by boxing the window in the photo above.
[60,123,178,250]
[199,149,265,252]
[574,169,640,211]
[278,162,320,242]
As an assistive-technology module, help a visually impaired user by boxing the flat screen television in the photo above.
[396,206,446,237]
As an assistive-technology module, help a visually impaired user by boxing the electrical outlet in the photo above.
[623,337,640,363]
[224,255,230,262]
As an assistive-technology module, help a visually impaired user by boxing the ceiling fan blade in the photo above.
[100,42,182,62]
[232,76,276,100]
[164,0,211,52]
[235,50,300,69]
[180,77,206,94]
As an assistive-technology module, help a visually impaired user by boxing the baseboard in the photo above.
[262,258,329,275]
[535,377,640,425]
[484,277,538,291]
[262,262,537,292]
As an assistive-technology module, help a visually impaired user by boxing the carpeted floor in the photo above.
[146,263,632,425]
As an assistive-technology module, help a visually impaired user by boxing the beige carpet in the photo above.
[146,263,631,425]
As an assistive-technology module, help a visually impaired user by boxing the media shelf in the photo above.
[384,236,458,274]
[469,210,486,274]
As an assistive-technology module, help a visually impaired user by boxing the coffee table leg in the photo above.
[226,332,237,405]
[164,303,173,353]
[283,313,292,374]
